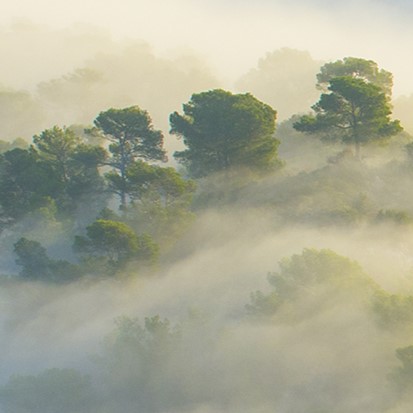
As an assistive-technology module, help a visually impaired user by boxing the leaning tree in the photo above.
[294,74,402,157]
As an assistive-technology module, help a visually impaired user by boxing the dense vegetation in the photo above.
[1,55,413,413]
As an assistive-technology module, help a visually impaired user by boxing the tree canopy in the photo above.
[170,89,280,177]
[0,125,108,228]
[14,237,80,282]
[33,126,107,206]
[33,126,81,180]
[124,161,196,206]
[120,161,196,243]
[316,57,393,97]
[96,315,182,411]
[248,248,378,319]
[94,106,167,208]
[73,219,158,273]
[294,76,402,156]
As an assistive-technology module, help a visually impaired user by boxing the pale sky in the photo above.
[2,0,413,95]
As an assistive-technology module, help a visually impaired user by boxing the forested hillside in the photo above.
[2,29,413,412]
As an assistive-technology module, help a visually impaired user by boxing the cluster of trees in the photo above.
[246,248,413,410]
[3,249,413,412]
[0,315,184,413]
[1,55,413,412]
[247,248,377,319]
[293,57,402,157]
[247,248,413,332]
[0,87,287,280]
[1,107,193,278]
[0,56,406,283]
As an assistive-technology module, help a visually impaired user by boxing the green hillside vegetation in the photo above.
[1,56,413,413]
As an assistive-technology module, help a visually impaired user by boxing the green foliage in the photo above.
[14,238,51,279]
[97,315,182,411]
[0,368,96,413]
[120,161,196,243]
[389,345,413,395]
[104,315,181,363]
[125,161,195,204]
[0,148,60,223]
[95,106,166,164]
[269,248,376,296]
[73,219,158,274]
[68,144,107,191]
[248,248,413,334]
[170,89,280,177]
[248,249,378,319]
[376,209,413,226]
[97,207,121,221]
[33,126,81,174]
[372,291,413,330]
[14,237,80,282]
[94,106,167,208]
[250,159,377,226]
[294,76,402,155]
[33,126,107,212]
[316,57,393,96]
[247,289,280,317]
[0,127,107,225]
[102,160,196,245]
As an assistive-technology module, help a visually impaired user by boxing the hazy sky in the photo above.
[2,0,413,95]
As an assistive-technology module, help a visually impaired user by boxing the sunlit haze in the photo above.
[2,2,413,413]
[2,0,413,95]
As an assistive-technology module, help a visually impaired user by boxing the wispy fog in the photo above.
[2,203,413,412]
[1,1,413,412]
